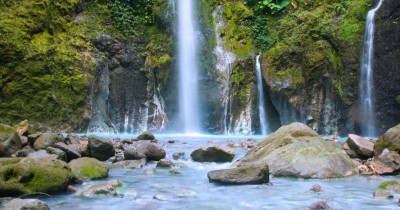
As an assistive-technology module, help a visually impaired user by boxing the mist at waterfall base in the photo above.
[42,135,399,210]
[358,0,384,138]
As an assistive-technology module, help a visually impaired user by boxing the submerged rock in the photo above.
[172,152,185,160]
[79,179,122,196]
[310,184,323,193]
[68,157,109,180]
[373,191,394,199]
[208,164,269,184]
[110,159,146,169]
[378,180,400,192]
[0,158,74,196]
[191,145,235,162]
[88,136,115,161]
[2,198,50,210]
[308,201,330,210]
[346,134,374,158]
[235,123,357,178]
[156,159,174,168]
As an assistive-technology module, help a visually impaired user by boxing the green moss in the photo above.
[0,158,74,196]
[374,137,400,155]
[222,2,254,56]
[378,180,400,190]
[69,157,109,180]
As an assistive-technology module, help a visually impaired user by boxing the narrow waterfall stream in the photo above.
[256,55,269,135]
[178,0,200,133]
[359,0,384,137]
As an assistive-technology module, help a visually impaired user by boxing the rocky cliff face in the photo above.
[262,0,369,135]
[374,0,400,134]
[87,35,168,133]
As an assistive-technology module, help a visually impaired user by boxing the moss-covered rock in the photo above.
[374,124,400,155]
[378,180,400,192]
[68,157,108,180]
[0,158,74,197]
[235,122,357,178]
[137,131,155,140]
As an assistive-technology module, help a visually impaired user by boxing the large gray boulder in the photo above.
[235,122,357,178]
[53,142,82,161]
[136,142,166,161]
[88,136,115,161]
[346,134,374,158]
[2,198,50,210]
[0,158,74,196]
[33,133,65,150]
[208,164,269,184]
[0,124,22,157]
[191,145,235,163]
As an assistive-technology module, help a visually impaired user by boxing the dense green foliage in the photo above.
[0,0,93,128]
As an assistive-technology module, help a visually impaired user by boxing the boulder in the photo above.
[308,201,330,210]
[124,149,146,160]
[172,152,185,160]
[27,150,65,161]
[33,133,65,150]
[235,123,357,178]
[374,124,400,155]
[53,142,81,161]
[88,136,115,161]
[68,157,109,180]
[46,147,67,162]
[110,159,146,169]
[27,133,42,146]
[0,158,74,196]
[79,179,122,196]
[191,145,235,162]
[13,120,30,136]
[137,131,155,140]
[378,180,400,192]
[368,149,400,175]
[156,159,174,168]
[373,191,394,199]
[136,142,166,161]
[0,124,22,157]
[346,134,374,158]
[208,164,269,184]
[2,198,50,210]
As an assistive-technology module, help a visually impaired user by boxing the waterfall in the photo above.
[178,0,200,133]
[359,0,384,137]
[255,55,269,135]
[213,6,236,135]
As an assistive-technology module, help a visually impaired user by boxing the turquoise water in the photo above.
[42,135,399,209]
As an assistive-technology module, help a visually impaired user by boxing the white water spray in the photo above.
[359,0,384,137]
[178,0,200,133]
[256,55,269,135]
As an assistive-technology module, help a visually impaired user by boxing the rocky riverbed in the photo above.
[1,122,400,209]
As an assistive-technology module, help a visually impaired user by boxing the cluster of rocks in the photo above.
[0,121,174,208]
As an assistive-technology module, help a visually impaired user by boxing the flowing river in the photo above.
[41,135,399,209]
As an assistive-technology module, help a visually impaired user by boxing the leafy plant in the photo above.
[245,0,291,14]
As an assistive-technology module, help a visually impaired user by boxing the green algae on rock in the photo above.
[0,158,74,197]
[68,157,109,180]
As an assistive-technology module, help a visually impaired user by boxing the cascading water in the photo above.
[255,55,269,135]
[359,0,384,137]
[213,6,236,135]
[178,0,200,133]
